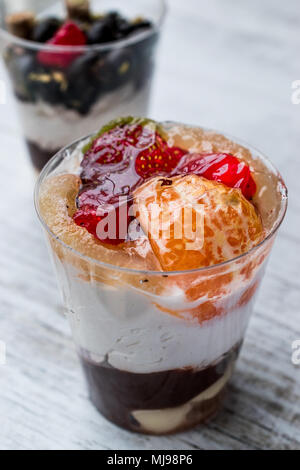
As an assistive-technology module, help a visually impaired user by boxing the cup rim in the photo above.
[34,123,288,277]
[0,0,167,53]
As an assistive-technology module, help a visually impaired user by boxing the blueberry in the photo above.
[106,12,132,39]
[87,13,133,44]
[4,47,65,104]
[134,57,154,90]
[103,49,134,90]
[32,17,62,42]
[128,20,153,36]
[65,52,101,114]
[86,19,115,44]
[4,48,38,101]
[130,32,158,90]
[28,69,67,104]
[132,32,159,61]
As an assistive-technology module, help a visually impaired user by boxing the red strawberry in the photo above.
[175,153,257,199]
[135,137,186,179]
[81,118,156,183]
[73,209,101,240]
[74,185,133,245]
[74,204,131,246]
[38,22,86,68]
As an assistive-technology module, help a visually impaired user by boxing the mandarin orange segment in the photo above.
[134,174,264,272]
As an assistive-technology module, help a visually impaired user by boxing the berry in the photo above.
[80,117,158,183]
[128,19,153,36]
[86,19,115,44]
[175,153,257,199]
[104,49,134,89]
[74,185,132,245]
[65,52,100,114]
[32,18,62,43]
[135,137,186,179]
[38,21,87,68]
[73,119,257,245]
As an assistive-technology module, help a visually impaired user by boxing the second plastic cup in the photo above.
[0,0,166,172]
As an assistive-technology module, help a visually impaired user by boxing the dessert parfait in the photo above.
[35,117,287,435]
[0,0,165,171]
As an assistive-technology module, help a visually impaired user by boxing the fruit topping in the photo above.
[5,6,155,112]
[28,70,68,104]
[80,117,161,183]
[74,194,131,245]
[135,138,186,179]
[4,49,38,101]
[175,153,257,200]
[6,11,35,39]
[37,21,87,68]
[134,174,263,271]
[128,19,153,36]
[73,118,259,248]
[32,18,62,43]
[39,174,160,272]
[74,118,185,244]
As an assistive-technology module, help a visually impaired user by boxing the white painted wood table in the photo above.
[0,0,299,450]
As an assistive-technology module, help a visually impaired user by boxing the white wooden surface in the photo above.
[0,0,300,450]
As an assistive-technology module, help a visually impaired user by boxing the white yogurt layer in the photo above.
[53,255,264,374]
[16,82,151,150]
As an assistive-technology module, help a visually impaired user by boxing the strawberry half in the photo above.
[80,117,158,184]
[135,134,186,179]
[38,22,87,68]
[74,184,133,245]
[174,153,257,199]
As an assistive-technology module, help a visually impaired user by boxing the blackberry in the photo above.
[4,48,38,101]
[65,52,101,114]
[103,49,134,90]
[32,18,62,43]
[86,18,115,44]
[28,69,67,104]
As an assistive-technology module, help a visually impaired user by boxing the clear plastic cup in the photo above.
[34,126,287,435]
[0,0,166,172]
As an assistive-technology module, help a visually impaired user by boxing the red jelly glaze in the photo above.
[38,22,87,68]
[74,124,257,245]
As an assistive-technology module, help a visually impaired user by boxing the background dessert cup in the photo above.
[34,125,287,435]
[0,0,166,172]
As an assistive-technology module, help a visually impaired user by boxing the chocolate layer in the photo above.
[80,345,240,433]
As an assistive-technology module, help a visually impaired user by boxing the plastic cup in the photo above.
[34,126,287,435]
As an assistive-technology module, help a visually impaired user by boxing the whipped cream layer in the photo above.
[52,254,265,374]
[17,82,151,150]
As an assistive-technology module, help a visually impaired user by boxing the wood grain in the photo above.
[0,0,299,450]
